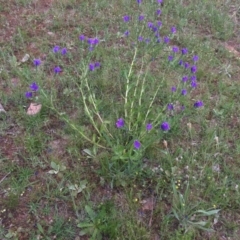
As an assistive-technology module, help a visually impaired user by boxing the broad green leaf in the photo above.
[5,231,14,238]
[85,205,96,221]
[79,229,90,236]
[50,161,59,170]
[91,228,99,240]
[37,223,44,234]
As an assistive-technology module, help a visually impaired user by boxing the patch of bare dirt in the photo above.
[0,0,55,59]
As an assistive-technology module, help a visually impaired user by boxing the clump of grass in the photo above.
[25,0,205,188]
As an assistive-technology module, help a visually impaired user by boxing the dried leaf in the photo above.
[47,32,55,36]
[48,170,58,174]
[0,103,6,113]
[27,103,42,115]
[140,197,155,211]
[224,43,240,59]
[11,78,20,87]
[21,54,30,63]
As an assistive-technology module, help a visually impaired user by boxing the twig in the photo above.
[148,195,154,227]
[0,172,11,184]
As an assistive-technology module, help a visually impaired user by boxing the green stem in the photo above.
[124,47,138,125]
[82,74,113,138]
[41,89,108,150]
[129,59,144,124]
[143,83,161,124]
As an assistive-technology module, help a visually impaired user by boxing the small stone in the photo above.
[0,103,6,114]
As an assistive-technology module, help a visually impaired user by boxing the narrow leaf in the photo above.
[196,209,221,216]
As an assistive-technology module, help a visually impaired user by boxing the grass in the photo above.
[0,0,240,239]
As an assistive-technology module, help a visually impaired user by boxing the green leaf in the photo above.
[79,228,90,236]
[37,223,44,234]
[79,180,88,191]
[196,209,221,216]
[68,185,77,190]
[187,220,215,232]
[91,228,100,240]
[85,205,96,221]
[188,220,207,226]
[172,208,179,220]
[83,149,94,157]
[60,165,66,171]
[5,231,14,238]
[77,222,94,228]
[50,161,59,171]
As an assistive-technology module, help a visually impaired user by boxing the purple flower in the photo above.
[145,38,150,44]
[79,35,85,41]
[184,62,189,69]
[94,62,101,68]
[157,21,162,27]
[171,86,177,92]
[171,26,177,34]
[193,55,199,62]
[53,45,60,53]
[148,22,154,28]
[167,103,174,110]
[116,118,124,128]
[29,82,39,91]
[156,38,161,43]
[33,59,41,67]
[138,36,144,42]
[168,55,174,61]
[161,122,170,131]
[93,38,99,45]
[190,75,197,81]
[88,38,99,45]
[181,89,187,95]
[157,0,163,3]
[179,59,183,66]
[191,81,197,88]
[89,63,95,71]
[87,38,94,44]
[194,101,204,108]
[61,48,67,55]
[163,36,170,44]
[151,26,158,32]
[146,123,152,131]
[54,66,61,74]
[25,91,32,98]
[124,30,129,37]
[182,48,188,55]
[182,76,188,82]
[156,9,161,15]
[134,140,141,149]
[155,32,160,38]
[136,0,142,4]
[191,65,197,73]
[123,15,130,22]
[139,15,145,21]
[172,46,179,53]
[89,46,94,52]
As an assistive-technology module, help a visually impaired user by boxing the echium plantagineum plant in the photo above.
[40,1,203,177]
